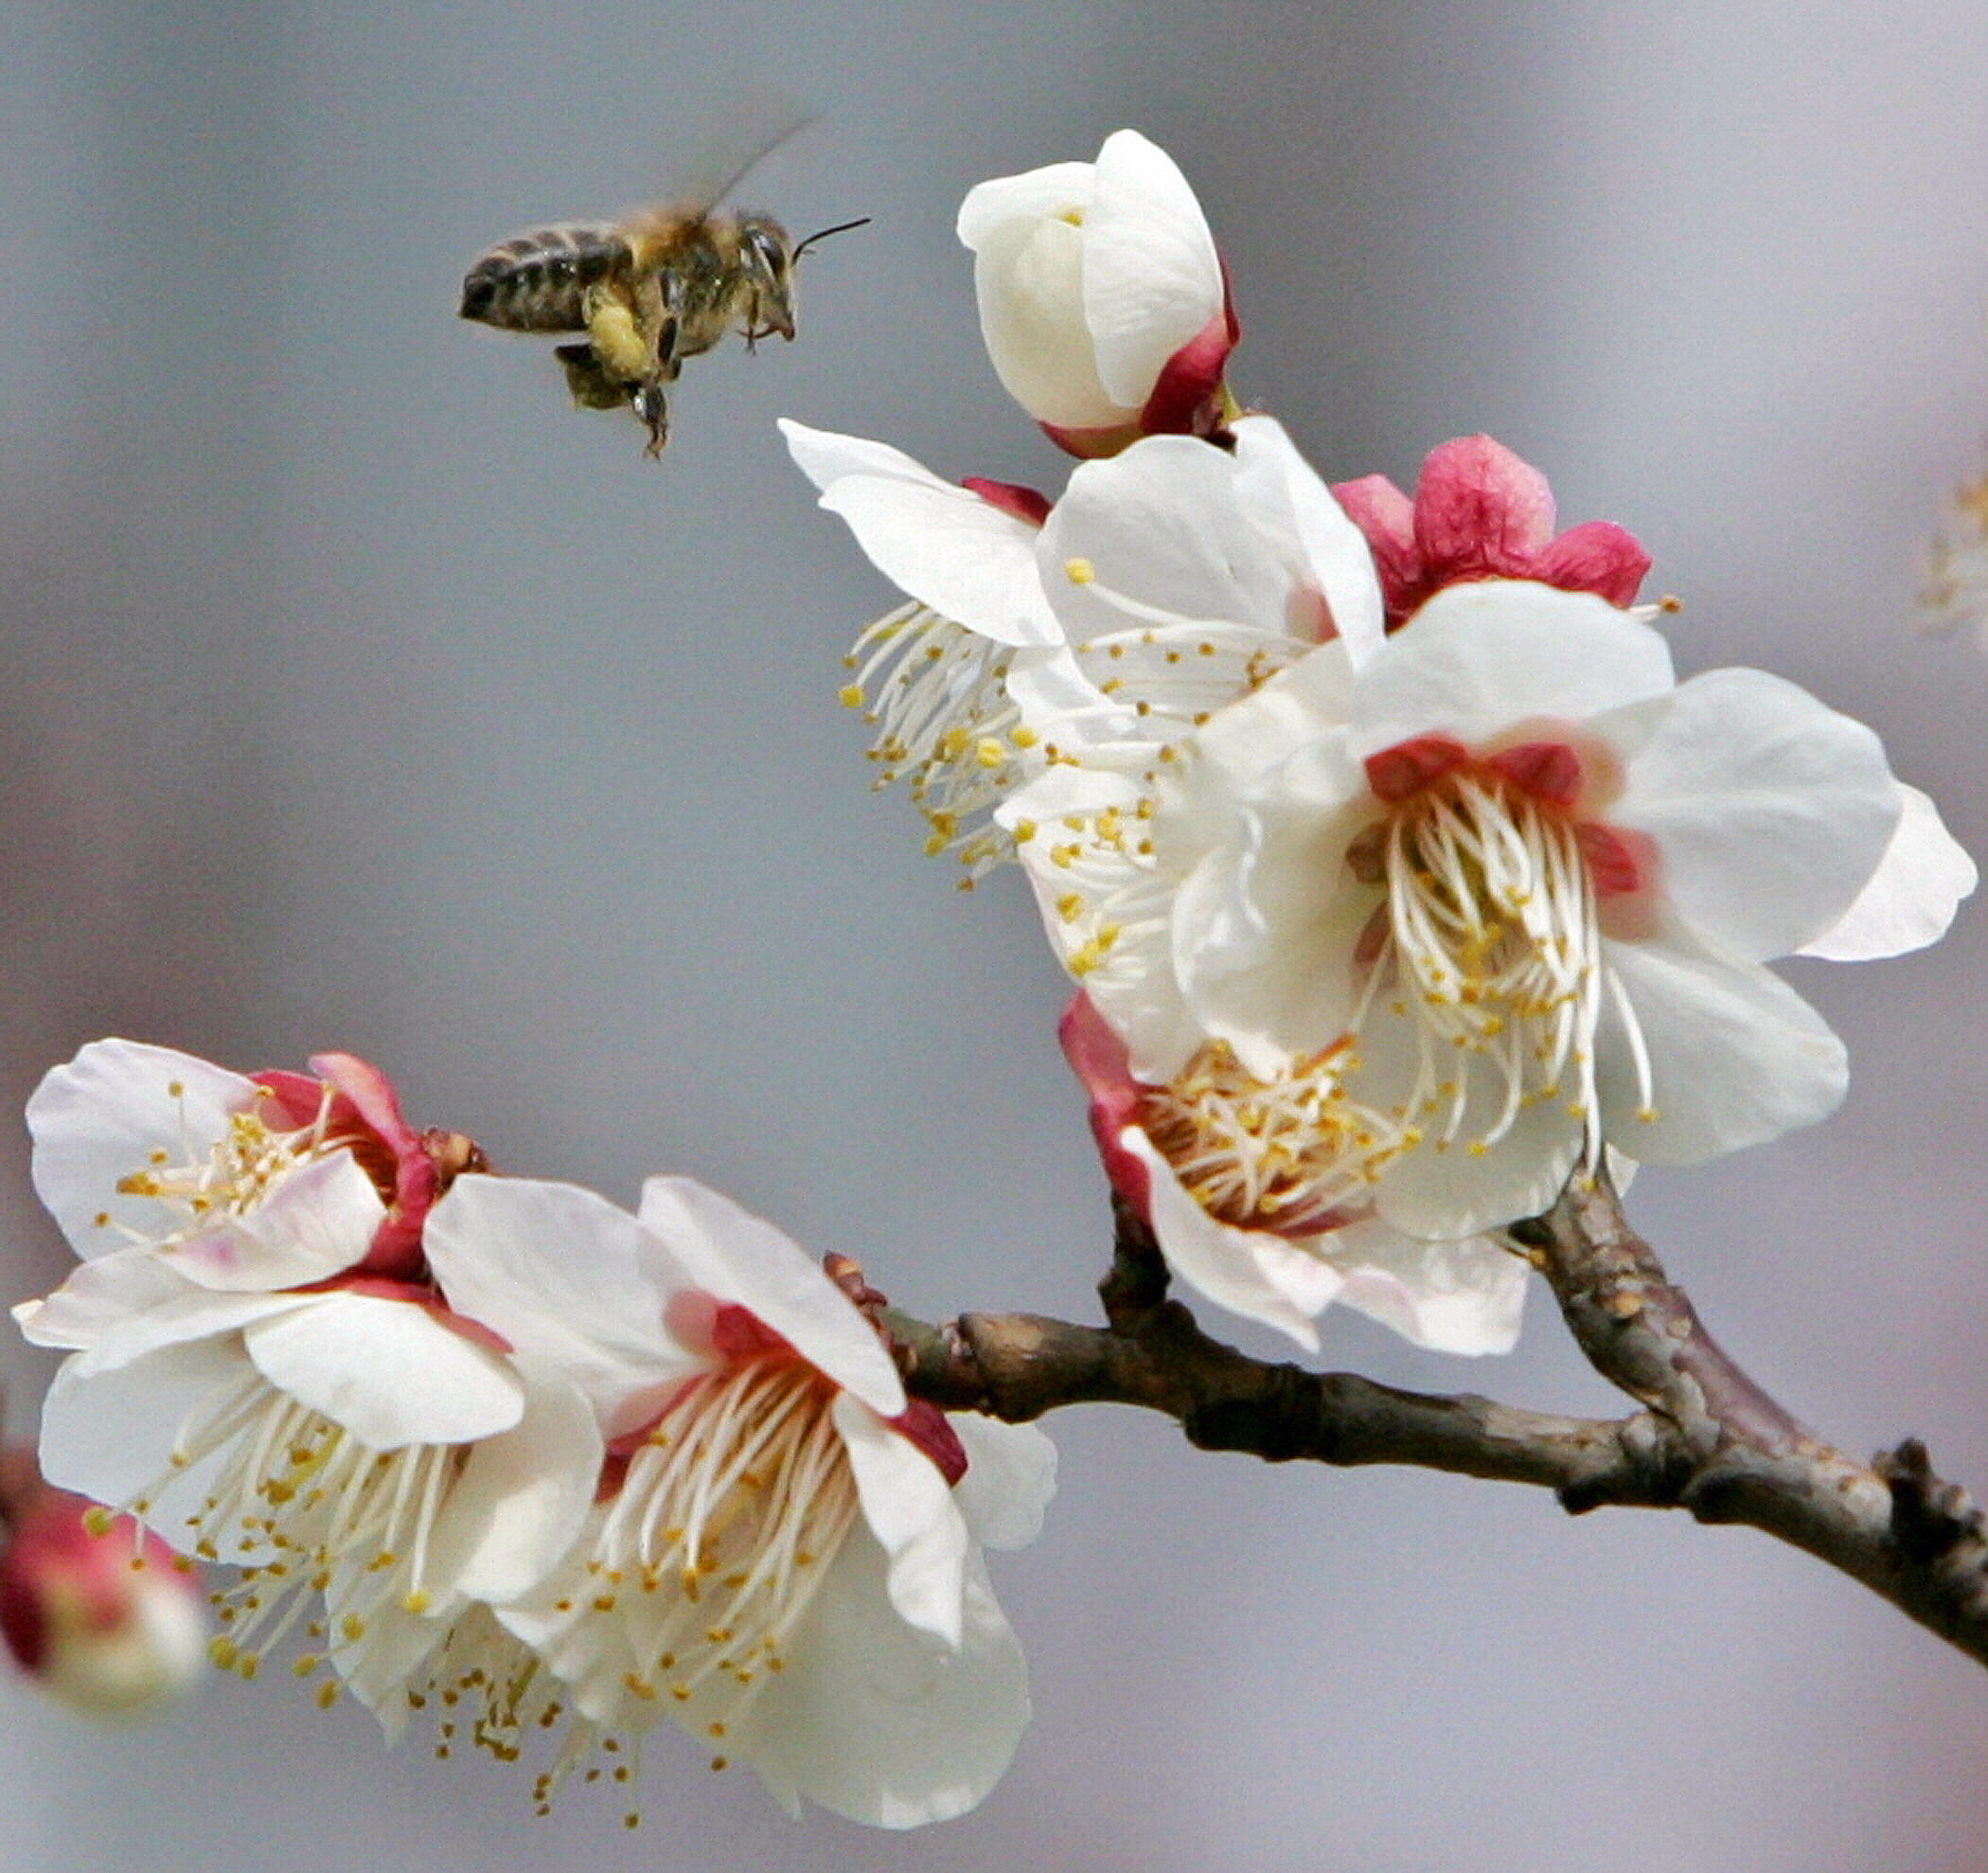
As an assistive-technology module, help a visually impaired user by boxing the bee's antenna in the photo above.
[792,217,872,260]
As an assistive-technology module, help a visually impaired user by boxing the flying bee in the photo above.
[459,193,867,456]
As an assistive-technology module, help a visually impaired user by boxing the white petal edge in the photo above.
[949,1415,1057,1552]
[1801,781,1978,959]
[738,1522,1030,1828]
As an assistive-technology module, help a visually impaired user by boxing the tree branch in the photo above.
[886,1180,1988,1670]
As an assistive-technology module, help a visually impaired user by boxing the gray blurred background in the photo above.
[4,3,1987,1868]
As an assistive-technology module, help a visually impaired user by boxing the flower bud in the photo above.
[0,1448,205,1717]
[958,129,1236,456]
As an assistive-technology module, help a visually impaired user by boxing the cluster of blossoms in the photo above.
[788,129,1976,1353]
[11,1040,1053,1828]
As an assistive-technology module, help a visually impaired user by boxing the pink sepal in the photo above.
[1333,434,1652,630]
[1137,295,1239,437]
[889,1400,969,1487]
[1057,993,1153,1216]
[960,476,1052,527]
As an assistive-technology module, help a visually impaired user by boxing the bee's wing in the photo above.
[624,89,813,226]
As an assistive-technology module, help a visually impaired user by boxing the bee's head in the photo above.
[736,217,797,341]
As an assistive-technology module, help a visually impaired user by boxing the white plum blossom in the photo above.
[1008,583,1975,1249]
[783,413,1378,875]
[413,1172,1056,1830]
[11,1040,601,1711]
[958,129,1235,455]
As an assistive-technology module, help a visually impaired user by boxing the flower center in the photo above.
[555,1353,861,1767]
[1138,1039,1417,1235]
[1357,761,1629,1163]
[106,1083,337,1245]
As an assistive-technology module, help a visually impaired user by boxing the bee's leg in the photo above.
[630,382,670,457]
[555,343,627,412]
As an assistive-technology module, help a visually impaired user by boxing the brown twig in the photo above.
[884,1176,1988,1671]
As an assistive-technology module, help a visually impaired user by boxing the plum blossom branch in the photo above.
[890,1185,1988,1670]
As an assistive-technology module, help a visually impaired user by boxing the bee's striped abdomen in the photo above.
[458,223,630,332]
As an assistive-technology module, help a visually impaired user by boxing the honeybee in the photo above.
[459,176,866,456]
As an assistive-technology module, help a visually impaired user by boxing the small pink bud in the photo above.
[0,1450,205,1718]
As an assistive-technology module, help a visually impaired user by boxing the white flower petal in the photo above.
[422,1175,701,1436]
[738,1523,1030,1828]
[637,1176,906,1418]
[955,160,1095,249]
[1130,1129,1341,1350]
[422,1355,602,1603]
[1354,582,1676,753]
[1083,129,1224,406]
[37,1338,253,1520]
[972,212,1128,430]
[156,1151,384,1291]
[778,419,1060,647]
[1595,929,1848,1164]
[1231,416,1386,664]
[948,1416,1057,1552]
[1606,667,1901,961]
[1321,1221,1529,1355]
[13,1246,204,1351]
[835,1393,967,1649]
[1801,781,1978,960]
[1041,437,1303,647]
[28,1040,258,1256]
[240,1293,524,1450]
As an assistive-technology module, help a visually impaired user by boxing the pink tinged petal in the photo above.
[155,1151,385,1292]
[1801,782,1977,960]
[28,1040,258,1257]
[836,1393,968,1648]
[1355,582,1677,754]
[948,1417,1057,1552]
[738,1525,1030,1828]
[1594,929,1847,1164]
[1085,130,1225,408]
[1057,993,1154,1216]
[421,1356,603,1603]
[1366,734,1472,802]
[1412,434,1557,568]
[420,1176,702,1436]
[1318,1221,1528,1356]
[1532,520,1652,607]
[636,1177,906,1418]
[777,419,1061,648]
[1127,1130,1341,1351]
[1605,668,1900,962]
[1232,417,1387,664]
[37,1339,255,1518]
[240,1292,524,1450]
